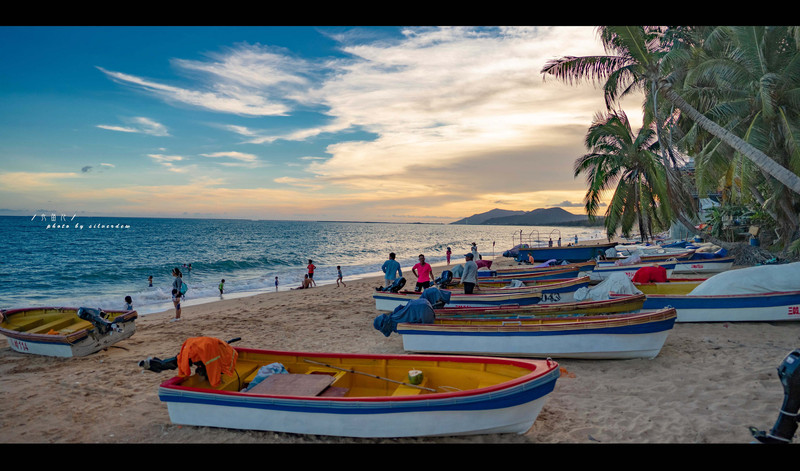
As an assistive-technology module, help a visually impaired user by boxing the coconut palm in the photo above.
[575,110,672,241]
[676,26,800,245]
[541,26,800,198]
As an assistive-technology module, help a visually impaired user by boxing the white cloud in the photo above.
[97,116,170,136]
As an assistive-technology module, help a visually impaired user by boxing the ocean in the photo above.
[0,215,604,315]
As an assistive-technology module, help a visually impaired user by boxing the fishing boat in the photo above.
[154,340,561,438]
[590,260,677,281]
[477,261,596,278]
[672,256,735,274]
[396,308,677,360]
[0,307,137,357]
[478,266,582,281]
[516,242,617,263]
[434,293,647,318]
[611,263,800,322]
[634,280,705,295]
[373,277,590,311]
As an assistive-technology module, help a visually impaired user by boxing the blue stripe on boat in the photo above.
[397,318,675,337]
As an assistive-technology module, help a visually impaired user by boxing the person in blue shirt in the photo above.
[381,252,403,289]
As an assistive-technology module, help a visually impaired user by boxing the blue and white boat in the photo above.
[591,260,677,281]
[611,263,800,322]
[373,277,590,311]
[515,242,617,263]
[397,308,677,359]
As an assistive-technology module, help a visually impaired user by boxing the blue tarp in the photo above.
[373,297,436,337]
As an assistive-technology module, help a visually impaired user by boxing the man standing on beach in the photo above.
[412,254,435,292]
[381,252,402,289]
[461,253,478,294]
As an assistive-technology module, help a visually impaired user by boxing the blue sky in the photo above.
[0,26,640,223]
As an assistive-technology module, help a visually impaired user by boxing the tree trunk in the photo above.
[659,82,800,195]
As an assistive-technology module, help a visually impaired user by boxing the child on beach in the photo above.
[124,296,133,310]
[275,276,279,291]
[446,247,451,265]
[292,274,312,290]
[171,267,183,322]
[307,260,317,287]
[148,276,153,287]
[337,266,346,287]
[219,279,225,295]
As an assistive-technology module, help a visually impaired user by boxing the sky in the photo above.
[0,26,643,223]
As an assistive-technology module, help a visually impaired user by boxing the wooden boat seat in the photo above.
[27,318,83,334]
[391,377,430,396]
[6,317,45,332]
[246,373,334,396]
[213,360,260,391]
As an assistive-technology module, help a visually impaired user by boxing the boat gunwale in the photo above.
[406,308,677,332]
[379,276,589,301]
[613,289,800,300]
[433,293,646,315]
[158,349,560,403]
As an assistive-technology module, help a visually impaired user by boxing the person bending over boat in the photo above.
[382,252,403,289]
[412,254,435,292]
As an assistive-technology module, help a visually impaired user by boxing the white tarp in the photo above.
[688,262,800,296]
[574,272,643,301]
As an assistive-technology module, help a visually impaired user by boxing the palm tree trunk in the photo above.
[659,82,800,195]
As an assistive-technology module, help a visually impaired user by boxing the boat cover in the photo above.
[631,266,668,283]
[373,297,436,337]
[574,272,643,301]
[177,337,238,387]
[688,262,800,296]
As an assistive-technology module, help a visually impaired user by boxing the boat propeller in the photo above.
[750,348,800,444]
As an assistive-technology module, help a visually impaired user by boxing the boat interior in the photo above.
[175,349,538,398]
[0,308,130,335]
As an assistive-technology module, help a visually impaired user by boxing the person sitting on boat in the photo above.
[461,253,479,294]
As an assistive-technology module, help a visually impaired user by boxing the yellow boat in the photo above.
[150,338,560,437]
[634,280,704,295]
[0,307,137,357]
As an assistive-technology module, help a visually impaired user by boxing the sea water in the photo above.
[0,215,603,315]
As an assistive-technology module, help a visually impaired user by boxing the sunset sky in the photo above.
[0,26,642,223]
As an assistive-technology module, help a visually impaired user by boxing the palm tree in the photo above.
[575,110,672,241]
[541,26,800,197]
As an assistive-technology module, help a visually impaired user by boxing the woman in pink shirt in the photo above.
[412,254,435,292]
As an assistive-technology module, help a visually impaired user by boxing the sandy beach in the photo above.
[2,254,799,444]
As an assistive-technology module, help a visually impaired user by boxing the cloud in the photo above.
[200,151,263,168]
[96,42,315,117]
[97,117,170,136]
[147,153,190,173]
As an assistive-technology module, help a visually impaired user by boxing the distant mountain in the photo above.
[450,208,526,225]
[452,207,595,226]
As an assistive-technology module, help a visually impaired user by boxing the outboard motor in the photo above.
[751,349,800,443]
[388,277,406,293]
[77,307,121,335]
[435,270,453,288]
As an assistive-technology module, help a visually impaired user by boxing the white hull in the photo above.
[5,322,136,357]
[165,396,549,437]
[400,330,671,360]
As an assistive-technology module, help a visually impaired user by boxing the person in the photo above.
[307,260,317,287]
[471,243,479,260]
[124,295,133,310]
[275,276,279,291]
[219,279,225,295]
[461,253,479,294]
[336,266,346,287]
[548,238,553,247]
[148,275,153,287]
[412,254,435,292]
[171,268,183,321]
[528,253,535,264]
[381,252,403,289]
[446,247,452,265]
[292,274,312,290]
[557,237,562,247]
[574,234,579,244]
